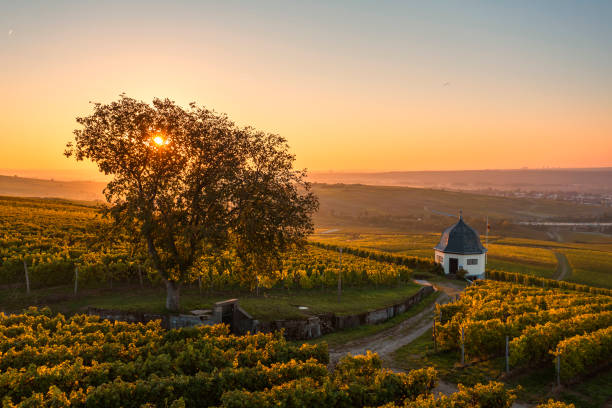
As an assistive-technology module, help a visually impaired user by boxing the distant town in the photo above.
[470,188,612,208]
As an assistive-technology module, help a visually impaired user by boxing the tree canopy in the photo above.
[66,95,318,310]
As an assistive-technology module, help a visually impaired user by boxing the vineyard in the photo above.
[0,196,426,292]
[0,307,574,408]
[435,280,612,383]
[0,197,133,288]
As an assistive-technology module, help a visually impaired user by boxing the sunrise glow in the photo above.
[1,2,611,178]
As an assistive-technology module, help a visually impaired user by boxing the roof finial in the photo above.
[459,209,463,220]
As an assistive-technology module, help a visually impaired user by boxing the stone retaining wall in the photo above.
[87,307,216,330]
[255,285,435,340]
[86,285,435,340]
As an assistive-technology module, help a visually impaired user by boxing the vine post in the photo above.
[23,260,30,295]
[460,325,465,365]
[337,247,343,302]
[505,336,509,373]
[138,265,143,289]
[433,316,437,352]
[74,266,79,295]
[556,351,561,386]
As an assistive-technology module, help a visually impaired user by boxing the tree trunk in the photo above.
[165,280,181,312]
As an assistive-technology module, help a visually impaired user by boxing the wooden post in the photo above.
[138,265,143,289]
[556,353,561,386]
[74,266,78,295]
[460,326,465,365]
[433,317,438,352]
[505,336,509,373]
[198,275,202,295]
[337,247,343,302]
[23,260,30,295]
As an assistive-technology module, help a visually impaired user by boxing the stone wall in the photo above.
[86,307,216,330]
[255,285,435,340]
[86,285,435,340]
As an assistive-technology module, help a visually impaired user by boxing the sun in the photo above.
[153,136,164,146]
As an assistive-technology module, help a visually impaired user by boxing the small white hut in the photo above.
[434,212,487,279]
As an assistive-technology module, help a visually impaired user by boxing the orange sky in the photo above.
[1,1,611,179]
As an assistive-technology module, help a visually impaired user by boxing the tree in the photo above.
[65,95,318,311]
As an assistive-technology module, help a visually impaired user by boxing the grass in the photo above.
[0,282,423,321]
[561,248,612,288]
[391,327,612,407]
[312,233,561,279]
[303,291,441,348]
[559,231,612,245]
[556,367,612,408]
[486,243,557,278]
[392,327,499,386]
[311,233,439,258]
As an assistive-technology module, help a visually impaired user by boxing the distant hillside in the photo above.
[311,183,608,234]
[0,175,105,202]
[309,168,612,193]
[0,175,606,234]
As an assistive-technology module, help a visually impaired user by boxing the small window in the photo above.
[436,255,444,263]
[467,258,478,265]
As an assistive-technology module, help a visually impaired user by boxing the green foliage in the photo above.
[380,381,516,408]
[0,196,418,292]
[0,308,519,408]
[0,196,135,288]
[535,400,575,408]
[311,241,439,273]
[554,326,612,382]
[434,280,612,385]
[66,96,319,311]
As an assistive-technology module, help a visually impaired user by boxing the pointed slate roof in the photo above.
[434,213,487,255]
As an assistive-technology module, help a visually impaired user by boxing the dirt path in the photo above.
[552,252,571,281]
[328,290,450,367]
[328,280,532,407]
[328,280,464,367]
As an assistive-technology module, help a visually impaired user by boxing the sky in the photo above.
[1,0,611,179]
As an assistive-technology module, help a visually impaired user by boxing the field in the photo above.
[1,189,610,407]
[2,192,611,323]
[391,279,612,407]
[0,195,432,321]
[1,307,540,408]
[0,284,422,321]
[311,183,608,234]
[312,229,612,286]
[312,232,560,279]
[562,248,612,289]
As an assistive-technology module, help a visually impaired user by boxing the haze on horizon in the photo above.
[2,0,611,179]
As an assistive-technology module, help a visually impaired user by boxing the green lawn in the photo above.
[0,282,423,321]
